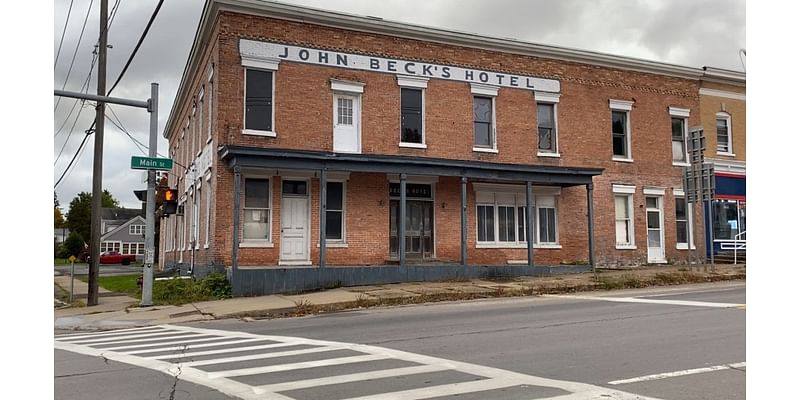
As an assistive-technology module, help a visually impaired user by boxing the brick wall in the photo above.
[163,10,712,269]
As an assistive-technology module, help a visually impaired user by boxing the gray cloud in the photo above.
[54,0,745,209]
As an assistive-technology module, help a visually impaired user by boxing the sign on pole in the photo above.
[131,156,173,171]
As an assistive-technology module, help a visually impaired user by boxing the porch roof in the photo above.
[219,146,603,187]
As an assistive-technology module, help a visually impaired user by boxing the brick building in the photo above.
[159,0,740,295]
[698,67,746,260]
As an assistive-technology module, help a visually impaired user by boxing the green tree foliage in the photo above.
[58,231,85,259]
[66,190,120,244]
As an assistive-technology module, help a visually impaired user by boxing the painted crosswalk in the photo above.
[55,325,662,400]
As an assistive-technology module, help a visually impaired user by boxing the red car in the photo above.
[99,251,137,265]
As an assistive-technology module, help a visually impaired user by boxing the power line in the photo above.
[106,105,184,168]
[54,0,95,113]
[108,0,164,94]
[54,0,76,70]
[54,129,92,188]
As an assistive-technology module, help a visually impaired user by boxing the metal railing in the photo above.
[719,230,746,264]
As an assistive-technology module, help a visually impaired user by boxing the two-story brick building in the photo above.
[159,0,735,295]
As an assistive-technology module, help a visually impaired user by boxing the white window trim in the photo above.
[535,93,560,157]
[324,179,347,245]
[471,84,498,151]
[204,171,211,249]
[610,99,634,162]
[207,67,214,143]
[241,174,274,246]
[242,63,278,137]
[397,77,427,147]
[474,184,561,248]
[330,79,365,94]
[129,224,145,235]
[673,189,696,250]
[715,112,734,156]
[669,107,690,166]
[612,184,636,249]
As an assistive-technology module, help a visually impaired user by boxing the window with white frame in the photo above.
[243,178,271,241]
[244,68,275,134]
[610,100,634,160]
[207,65,214,143]
[398,76,427,146]
[669,107,690,164]
[325,181,346,241]
[197,87,204,154]
[194,184,201,249]
[471,84,498,151]
[475,185,559,247]
[101,242,120,253]
[535,92,560,155]
[716,112,732,154]
[674,190,694,249]
[613,184,636,248]
[129,224,145,235]
[204,172,211,247]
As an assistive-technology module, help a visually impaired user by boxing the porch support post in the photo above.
[399,174,407,268]
[232,164,241,281]
[526,181,534,268]
[586,182,596,273]
[461,176,468,267]
[319,168,327,268]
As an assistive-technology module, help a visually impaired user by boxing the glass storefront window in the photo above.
[712,200,745,240]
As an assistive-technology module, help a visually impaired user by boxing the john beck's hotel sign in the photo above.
[240,39,560,93]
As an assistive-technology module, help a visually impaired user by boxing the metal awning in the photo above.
[219,145,603,186]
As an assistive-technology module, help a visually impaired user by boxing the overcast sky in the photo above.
[53,0,746,210]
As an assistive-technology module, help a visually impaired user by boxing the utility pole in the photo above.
[88,0,108,306]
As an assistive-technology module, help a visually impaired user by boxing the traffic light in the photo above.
[162,188,178,215]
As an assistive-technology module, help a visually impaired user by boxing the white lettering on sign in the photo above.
[239,39,560,93]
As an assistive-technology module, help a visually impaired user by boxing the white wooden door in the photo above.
[280,197,309,261]
[333,93,360,153]
[646,196,666,263]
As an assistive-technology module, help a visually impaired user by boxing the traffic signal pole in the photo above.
[54,84,159,307]
[142,83,158,306]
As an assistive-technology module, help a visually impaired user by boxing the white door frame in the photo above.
[279,179,311,265]
[646,195,666,263]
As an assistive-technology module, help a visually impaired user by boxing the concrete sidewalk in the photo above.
[54,264,745,331]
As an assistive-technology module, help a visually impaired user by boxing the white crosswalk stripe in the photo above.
[56,325,662,400]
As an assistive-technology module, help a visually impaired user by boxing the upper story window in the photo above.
[397,76,428,148]
[669,107,690,165]
[535,92,560,156]
[610,100,634,161]
[129,224,145,235]
[716,112,733,155]
[244,68,274,133]
[471,84,499,153]
[473,96,494,148]
[401,88,423,144]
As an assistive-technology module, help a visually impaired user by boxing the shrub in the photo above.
[152,273,232,305]
[57,232,85,259]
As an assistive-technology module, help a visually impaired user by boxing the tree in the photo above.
[54,207,66,228]
[65,190,120,245]
[58,231,86,259]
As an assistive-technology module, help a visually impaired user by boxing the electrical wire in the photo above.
[54,0,75,70]
[105,104,186,169]
[108,0,164,94]
[54,0,94,113]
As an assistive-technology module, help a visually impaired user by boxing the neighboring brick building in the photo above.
[699,67,746,259]
[159,0,742,295]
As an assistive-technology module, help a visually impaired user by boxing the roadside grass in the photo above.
[77,274,141,297]
[54,258,70,265]
[74,273,233,305]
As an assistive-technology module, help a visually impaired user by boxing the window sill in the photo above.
[716,152,736,157]
[316,242,349,248]
[672,162,690,167]
[476,243,561,249]
[473,147,499,154]
[616,244,637,250]
[399,142,427,149]
[242,129,277,137]
[676,244,696,250]
[537,152,560,158]
[239,241,274,248]
[206,136,212,144]
[204,244,209,249]
[612,157,634,163]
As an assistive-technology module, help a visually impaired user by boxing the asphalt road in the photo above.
[54,263,143,276]
[55,282,745,400]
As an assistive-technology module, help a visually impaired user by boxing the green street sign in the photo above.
[131,156,173,171]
